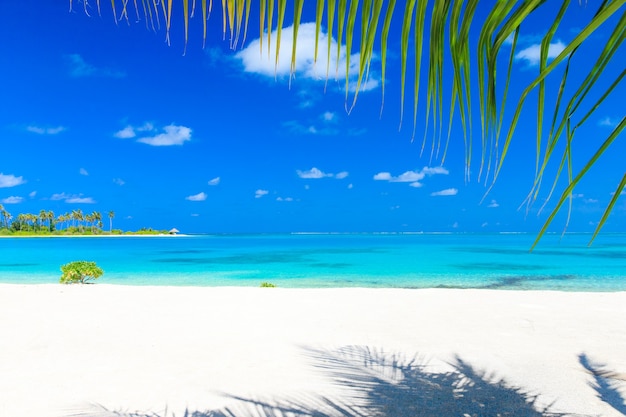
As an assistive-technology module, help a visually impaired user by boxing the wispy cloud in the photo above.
[29,191,37,198]
[276,197,294,202]
[204,47,225,68]
[50,192,96,203]
[598,117,620,128]
[283,111,342,136]
[236,23,380,93]
[431,188,458,197]
[114,126,137,139]
[115,123,192,146]
[374,166,449,187]
[208,177,221,186]
[515,41,566,66]
[322,112,337,123]
[297,167,349,179]
[65,54,126,78]
[255,189,269,199]
[297,167,331,179]
[66,196,96,204]
[186,192,207,202]
[51,193,70,201]
[487,199,499,208]
[1,196,23,204]
[26,125,66,135]
[0,173,26,188]
[79,168,89,176]
[113,178,125,186]
[283,120,338,136]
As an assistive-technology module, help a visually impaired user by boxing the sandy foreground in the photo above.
[1,285,625,417]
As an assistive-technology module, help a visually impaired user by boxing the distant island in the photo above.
[0,207,171,236]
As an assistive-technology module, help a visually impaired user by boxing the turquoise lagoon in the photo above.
[0,233,624,291]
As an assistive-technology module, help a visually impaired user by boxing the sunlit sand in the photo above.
[1,285,625,416]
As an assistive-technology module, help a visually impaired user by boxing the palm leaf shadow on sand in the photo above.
[71,346,568,417]
[214,346,566,417]
[579,353,626,415]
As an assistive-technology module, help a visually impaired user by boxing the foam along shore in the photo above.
[1,285,625,417]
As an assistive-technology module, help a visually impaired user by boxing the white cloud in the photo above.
[191,213,200,217]
[208,177,221,186]
[186,192,207,202]
[487,200,500,208]
[348,183,353,189]
[349,77,379,93]
[79,168,89,176]
[0,173,26,188]
[431,188,458,197]
[515,41,566,66]
[51,192,70,201]
[66,196,96,204]
[1,196,23,204]
[599,117,619,128]
[66,54,125,78]
[373,172,392,181]
[115,123,192,146]
[255,189,269,198]
[481,222,489,228]
[50,193,95,203]
[584,198,599,204]
[114,126,137,139]
[296,167,349,179]
[297,167,332,179]
[113,178,125,186]
[452,222,459,228]
[236,23,380,92]
[276,197,294,202]
[322,112,337,122]
[610,191,626,196]
[396,171,426,182]
[26,126,65,135]
[421,166,450,176]
[374,166,449,188]
[137,125,192,146]
[29,191,37,198]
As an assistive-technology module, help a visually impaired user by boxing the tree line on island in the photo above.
[0,205,168,235]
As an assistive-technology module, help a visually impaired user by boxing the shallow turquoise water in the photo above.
[0,233,624,290]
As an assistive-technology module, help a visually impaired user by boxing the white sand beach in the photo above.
[1,284,625,417]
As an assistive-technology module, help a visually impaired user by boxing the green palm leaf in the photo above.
[76,0,625,246]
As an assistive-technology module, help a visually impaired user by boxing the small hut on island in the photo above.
[168,228,180,235]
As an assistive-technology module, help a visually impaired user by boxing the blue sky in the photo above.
[0,1,623,233]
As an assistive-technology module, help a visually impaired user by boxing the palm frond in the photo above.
[76,0,625,246]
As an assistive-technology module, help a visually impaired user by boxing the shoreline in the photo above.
[1,285,625,416]
[4,281,626,292]
[0,233,191,238]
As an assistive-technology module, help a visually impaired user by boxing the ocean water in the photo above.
[0,233,624,291]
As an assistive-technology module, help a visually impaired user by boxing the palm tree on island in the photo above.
[108,211,115,233]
